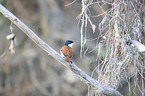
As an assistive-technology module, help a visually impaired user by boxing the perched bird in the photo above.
[60,40,75,63]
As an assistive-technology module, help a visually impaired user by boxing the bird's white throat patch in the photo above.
[68,43,74,48]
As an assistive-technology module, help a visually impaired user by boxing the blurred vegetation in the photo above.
[0,0,144,96]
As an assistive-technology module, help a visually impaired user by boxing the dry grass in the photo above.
[78,0,145,95]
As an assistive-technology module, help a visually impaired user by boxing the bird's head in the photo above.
[65,40,75,48]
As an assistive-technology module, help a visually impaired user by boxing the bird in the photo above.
[60,40,75,63]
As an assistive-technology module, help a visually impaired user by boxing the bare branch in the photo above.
[0,4,123,96]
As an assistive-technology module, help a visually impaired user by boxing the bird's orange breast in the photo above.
[61,46,73,58]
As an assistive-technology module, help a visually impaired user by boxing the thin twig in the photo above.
[65,0,76,7]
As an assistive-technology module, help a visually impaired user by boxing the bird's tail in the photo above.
[65,56,70,63]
